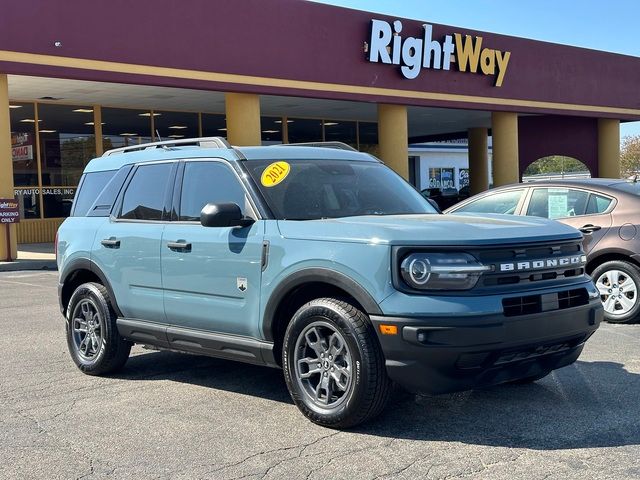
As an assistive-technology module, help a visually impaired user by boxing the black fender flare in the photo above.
[261,267,382,341]
[59,257,123,318]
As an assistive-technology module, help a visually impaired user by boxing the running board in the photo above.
[116,318,278,367]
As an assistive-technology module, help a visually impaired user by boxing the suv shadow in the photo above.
[116,351,639,450]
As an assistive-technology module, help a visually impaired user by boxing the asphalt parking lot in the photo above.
[1,271,639,480]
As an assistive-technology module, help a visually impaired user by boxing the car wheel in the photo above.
[282,298,391,428]
[592,260,640,324]
[66,282,131,375]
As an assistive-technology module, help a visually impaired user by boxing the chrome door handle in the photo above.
[101,237,120,248]
[167,241,192,252]
[579,224,601,234]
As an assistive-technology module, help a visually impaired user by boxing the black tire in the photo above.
[65,282,131,375]
[282,298,392,428]
[592,260,640,324]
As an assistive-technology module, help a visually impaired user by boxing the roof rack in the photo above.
[279,141,358,152]
[102,136,231,157]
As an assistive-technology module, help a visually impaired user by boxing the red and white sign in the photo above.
[12,144,33,162]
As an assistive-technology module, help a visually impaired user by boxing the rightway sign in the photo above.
[0,198,20,224]
[366,19,512,86]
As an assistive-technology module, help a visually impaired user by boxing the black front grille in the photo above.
[502,288,589,317]
[475,241,585,289]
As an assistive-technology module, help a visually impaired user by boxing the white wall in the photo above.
[409,142,493,191]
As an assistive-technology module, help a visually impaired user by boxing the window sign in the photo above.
[548,191,569,219]
[12,133,34,162]
[441,168,454,188]
[428,168,441,188]
[459,169,469,188]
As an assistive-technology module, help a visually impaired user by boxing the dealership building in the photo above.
[0,0,639,258]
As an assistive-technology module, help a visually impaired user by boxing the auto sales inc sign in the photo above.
[365,19,511,87]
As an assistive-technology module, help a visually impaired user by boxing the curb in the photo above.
[0,260,58,272]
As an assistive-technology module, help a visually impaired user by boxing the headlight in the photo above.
[400,252,491,291]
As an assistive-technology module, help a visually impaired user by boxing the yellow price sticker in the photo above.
[260,161,291,187]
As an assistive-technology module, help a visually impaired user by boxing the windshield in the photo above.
[246,159,436,220]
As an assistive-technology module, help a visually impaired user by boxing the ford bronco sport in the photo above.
[57,137,603,428]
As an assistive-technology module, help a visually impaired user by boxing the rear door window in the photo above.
[527,188,591,219]
[119,163,174,221]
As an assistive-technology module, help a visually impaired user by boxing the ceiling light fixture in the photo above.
[217,128,227,131]
[168,125,188,129]
[39,129,57,133]
[73,108,93,113]
[9,105,22,109]
[262,130,279,134]
[138,112,161,117]
[324,122,339,126]
[120,133,138,136]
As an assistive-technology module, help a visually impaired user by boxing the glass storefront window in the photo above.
[154,110,199,141]
[201,113,226,138]
[42,186,77,218]
[102,107,152,150]
[13,187,40,219]
[10,103,38,186]
[323,120,356,147]
[38,104,95,217]
[38,104,95,188]
[287,118,323,143]
[261,116,282,144]
[358,122,378,153]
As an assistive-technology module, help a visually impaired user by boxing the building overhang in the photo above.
[0,0,639,120]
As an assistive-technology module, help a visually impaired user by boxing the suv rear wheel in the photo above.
[282,298,391,428]
[592,260,640,324]
[66,282,131,375]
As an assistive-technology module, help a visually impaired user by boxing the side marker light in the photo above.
[379,325,398,335]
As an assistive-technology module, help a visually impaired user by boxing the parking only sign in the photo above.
[0,198,20,224]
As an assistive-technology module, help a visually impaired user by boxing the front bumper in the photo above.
[370,298,603,394]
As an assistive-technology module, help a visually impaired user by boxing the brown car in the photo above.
[446,178,640,324]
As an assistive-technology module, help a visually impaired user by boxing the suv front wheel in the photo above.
[282,298,391,428]
[66,282,131,375]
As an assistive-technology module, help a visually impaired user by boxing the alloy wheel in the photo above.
[71,299,103,360]
[293,320,353,409]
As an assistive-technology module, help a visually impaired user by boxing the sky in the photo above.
[311,0,640,139]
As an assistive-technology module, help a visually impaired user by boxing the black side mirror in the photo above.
[426,198,442,214]
[200,203,255,228]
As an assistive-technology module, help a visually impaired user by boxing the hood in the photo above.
[276,213,583,246]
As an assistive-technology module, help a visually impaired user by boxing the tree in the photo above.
[621,135,640,178]
[523,155,589,176]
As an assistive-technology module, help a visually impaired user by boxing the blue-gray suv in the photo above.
[57,137,603,428]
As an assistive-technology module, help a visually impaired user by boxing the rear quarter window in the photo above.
[72,170,117,217]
